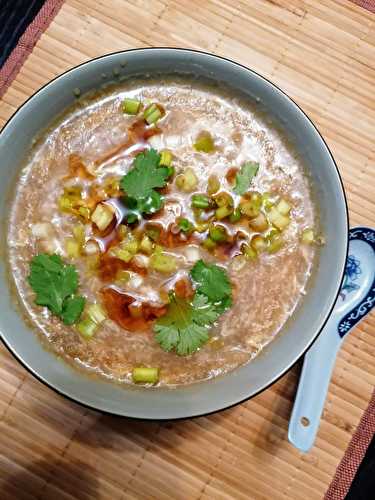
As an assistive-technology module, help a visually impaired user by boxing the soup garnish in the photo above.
[9,80,319,386]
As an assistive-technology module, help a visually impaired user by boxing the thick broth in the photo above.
[8,79,316,386]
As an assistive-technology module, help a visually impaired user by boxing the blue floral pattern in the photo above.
[340,255,361,300]
[338,227,375,338]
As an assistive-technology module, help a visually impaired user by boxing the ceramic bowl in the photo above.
[0,48,348,418]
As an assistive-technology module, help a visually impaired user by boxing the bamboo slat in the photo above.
[0,1,374,499]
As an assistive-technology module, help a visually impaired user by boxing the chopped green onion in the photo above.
[145,225,161,242]
[241,244,257,260]
[73,224,85,247]
[249,212,269,232]
[65,238,80,259]
[116,270,131,283]
[301,228,314,244]
[77,318,98,339]
[194,131,215,153]
[251,235,268,252]
[91,203,115,231]
[178,218,194,233]
[201,237,217,251]
[150,253,177,274]
[268,207,290,230]
[110,248,133,263]
[132,367,159,384]
[209,224,228,242]
[139,235,154,255]
[175,167,198,192]
[207,175,220,195]
[117,225,128,239]
[195,222,209,233]
[191,194,211,209]
[239,200,261,219]
[160,150,173,167]
[262,192,274,210]
[267,235,284,253]
[215,206,232,220]
[214,192,234,208]
[143,104,162,124]
[229,207,241,223]
[87,303,107,324]
[276,199,291,216]
[122,98,141,115]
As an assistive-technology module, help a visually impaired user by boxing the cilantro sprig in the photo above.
[234,161,259,195]
[28,253,85,325]
[154,260,232,355]
[190,260,232,312]
[120,149,169,217]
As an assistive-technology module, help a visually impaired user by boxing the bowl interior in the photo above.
[0,49,348,419]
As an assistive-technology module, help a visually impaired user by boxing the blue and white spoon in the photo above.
[288,226,375,452]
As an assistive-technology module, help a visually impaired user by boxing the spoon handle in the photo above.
[288,226,375,452]
[288,317,341,452]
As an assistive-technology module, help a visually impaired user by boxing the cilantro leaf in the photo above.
[154,293,219,355]
[190,260,232,312]
[61,296,86,325]
[120,149,169,215]
[234,161,259,195]
[28,253,85,324]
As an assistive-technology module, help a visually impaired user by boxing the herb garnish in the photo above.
[154,260,232,355]
[120,149,169,217]
[234,161,259,195]
[28,253,85,325]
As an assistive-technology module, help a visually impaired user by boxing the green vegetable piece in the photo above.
[209,224,228,242]
[268,207,290,230]
[241,244,257,260]
[166,166,175,178]
[234,161,259,195]
[201,237,217,251]
[194,132,215,153]
[154,293,219,355]
[175,167,198,192]
[160,150,173,167]
[61,296,86,325]
[214,192,234,208]
[143,104,163,124]
[126,212,139,224]
[150,253,178,274]
[120,149,169,217]
[28,253,85,325]
[145,225,161,242]
[122,98,141,115]
[190,260,232,312]
[191,194,210,209]
[77,318,98,339]
[207,175,220,195]
[87,303,107,324]
[132,367,159,384]
[301,228,315,244]
[215,206,232,220]
[229,207,241,223]
[139,235,154,255]
[178,218,194,233]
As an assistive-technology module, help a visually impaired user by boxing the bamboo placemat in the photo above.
[0,1,374,499]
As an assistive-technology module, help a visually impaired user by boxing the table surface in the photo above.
[0,1,374,499]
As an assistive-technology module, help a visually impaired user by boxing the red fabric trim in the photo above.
[350,0,375,12]
[325,389,375,500]
[0,0,65,99]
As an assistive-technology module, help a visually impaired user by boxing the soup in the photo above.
[8,78,318,386]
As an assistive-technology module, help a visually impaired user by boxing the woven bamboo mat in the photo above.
[0,1,374,499]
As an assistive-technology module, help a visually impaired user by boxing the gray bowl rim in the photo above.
[0,47,349,420]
